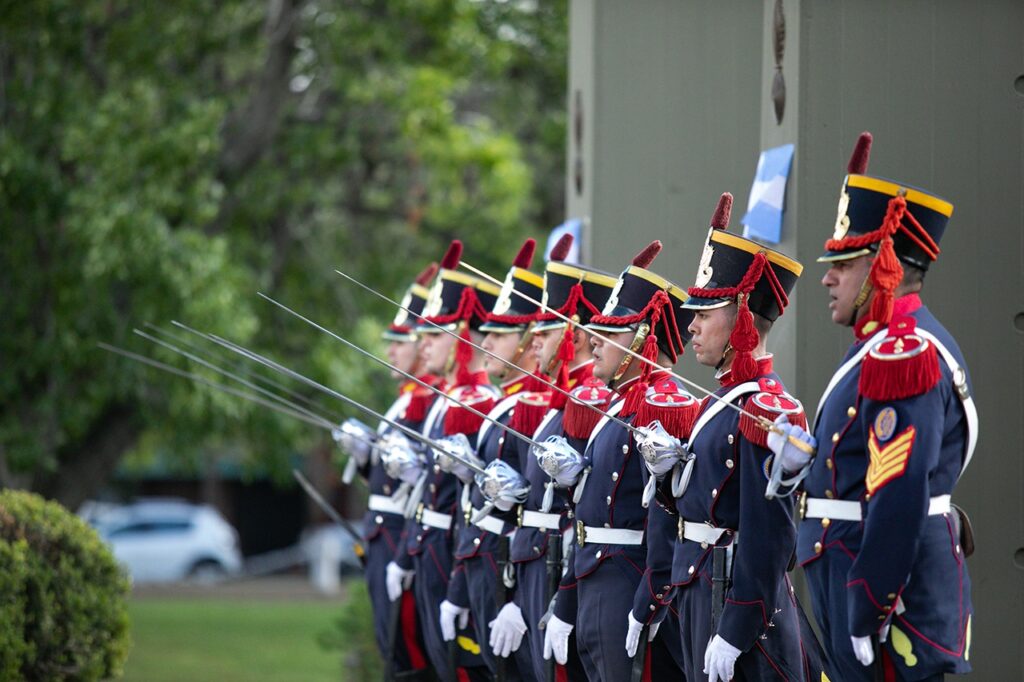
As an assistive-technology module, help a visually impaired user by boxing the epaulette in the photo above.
[403,375,443,423]
[859,316,940,401]
[510,390,552,438]
[738,377,807,448]
[633,377,700,440]
[443,385,496,436]
[564,377,614,440]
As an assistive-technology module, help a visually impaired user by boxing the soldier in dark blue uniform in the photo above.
[359,262,438,678]
[508,233,616,681]
[547,240,692,681]
[441,238,545,681]
[385,240,501,682]
[667,192,809,682]
[774,133,976,681]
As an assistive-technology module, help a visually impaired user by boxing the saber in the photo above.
[256,291,549,451]
[461,260,815,455]
[133,327,339,431]
[98,342,338,431]
[146,322,344,424]
[333,268,643,437]
[191,332,489,476]
[291,468,366,563]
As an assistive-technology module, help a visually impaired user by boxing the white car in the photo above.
[81,498,243,584]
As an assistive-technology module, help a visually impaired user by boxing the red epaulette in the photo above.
[510,390,552,437]
[738,377,807,448]
[443,385,496,436]
[564,377,614,440]
[404,375,442,423]
[633,377,700,440]
[859,316,940,401]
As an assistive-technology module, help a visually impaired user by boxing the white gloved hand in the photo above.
[851,634,875,666]
[385,561,413,602]
[766,415,816,473]
[704,634,742,682]
[624,611,661,658]
[489,602,528,658]
[439,600,470,643]
[542,614,574,665]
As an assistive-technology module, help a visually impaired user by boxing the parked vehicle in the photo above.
[80,498,243,584]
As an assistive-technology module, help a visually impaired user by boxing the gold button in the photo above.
[604,523,611,528]
[727,434,735,444]
[725,459,734,469]
[955,544,961,554]
[611,472,619,481]
[595,550,602,559]
[429,483,437,493]
[711,488,718,498]
[831,432,840,443]
[887,593,897,600]
[847,406,857,418]
[533,546,540,553]
[622,445,629,454]
[813,542,822,554]
[433,464,441,474]
[688,565,695,575]
[416,535,423,542]
[821,518,831,528]
[649,604,656,612]
[375,515,384,524]
[882,605,892,612]
[498,437,505,445]
[825,490,834,499]
[473,538,481,546]
[606,496,612,505]
[383,485,391,494]
[701,542,708,549]
[826,458,833,470]
[864,493,871,501]
[878,615,886,621]
[656,593,663,599]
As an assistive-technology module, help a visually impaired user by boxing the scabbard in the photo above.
[543,531,562,682]
[710,546,728,633]
[384,593,403,682]
[627,625,648,682]
[494,533,510,682]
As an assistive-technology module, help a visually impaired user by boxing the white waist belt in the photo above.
[678,519,736,546]
[805,494,951,521]
[368,494,404,515]
[471,507,506,535]
[578,524,644,546]
[419,508,453,530]
[521,510,561,531]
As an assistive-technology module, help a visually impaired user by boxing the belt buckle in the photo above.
[576,520,586,547]
[797,491,807,520]
[415,503,425,524]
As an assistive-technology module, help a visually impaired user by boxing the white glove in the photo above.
[851,634,874,666]
[489,602,528,658]
[542,613,573,665]
[385,561,413,602]
[624,611,660,658]
[766,415,816,472]
[704,634,742,682]
[439,600,470,643]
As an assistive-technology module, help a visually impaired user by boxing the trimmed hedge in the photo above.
[0,490,130,681]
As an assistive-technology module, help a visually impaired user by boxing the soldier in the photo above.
[361,262,438,678]
[773,132,975,681]
[385,240,501,682]
[668,192,808,681]
[508,233,616,681]
[546,240,692,681]
[440,238,544,681]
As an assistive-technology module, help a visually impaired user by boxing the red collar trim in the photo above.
[451,370,490,388]
[501,375,527,396]
[717,355,774,387]
[854,293,923,340]
[568,360,594,387]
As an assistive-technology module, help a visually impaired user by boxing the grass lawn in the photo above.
[123,598,347,682]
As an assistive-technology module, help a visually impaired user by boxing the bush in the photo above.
[316,579,383,680]
[0,490,131,681]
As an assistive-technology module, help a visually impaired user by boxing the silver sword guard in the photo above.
[532,435,586,488]
[332,417,378,466]
[476,459,530,511]
[635,420,691,479]
[379,431,424,484]
[433,433,484,484]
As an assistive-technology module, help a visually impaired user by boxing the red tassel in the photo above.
[510,391,551,437]
[454,323,475,387]
[728,297,760,383]
[868,235,904,326]
[548,325,577,410]
[620,333,660,417]
[563,378,613,440]
[859,317,941,401]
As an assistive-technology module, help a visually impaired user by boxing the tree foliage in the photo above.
[0,0,568,506]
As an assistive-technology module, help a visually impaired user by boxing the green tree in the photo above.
[0,0,567,507]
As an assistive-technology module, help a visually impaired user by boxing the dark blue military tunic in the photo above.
[799,295,974,681]
[669,358,808,681]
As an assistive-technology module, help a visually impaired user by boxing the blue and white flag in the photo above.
[544,218,582,263]
[741,143,795,244]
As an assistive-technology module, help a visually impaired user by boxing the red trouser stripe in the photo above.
[400,591,428,669]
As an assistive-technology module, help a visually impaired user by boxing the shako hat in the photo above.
[479,238,545,333]
[418,240,500,333]
[533,233,618,334]
[382,262,438,342]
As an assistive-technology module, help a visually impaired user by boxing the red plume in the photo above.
[550,233,574,262]
[414,262,439,286]
[513,238,536,269]
[847,132,873,175]
[441,240,463,269]
[631,240,662,268]
[710,193,733,230]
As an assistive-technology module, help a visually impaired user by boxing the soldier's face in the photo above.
[387,340,419,379]
[821,255,872,326]
[687,305,736,368]
[590,330,632,382]
[534,327,563,370]
[420,331,457,375]
[481,331,520,376]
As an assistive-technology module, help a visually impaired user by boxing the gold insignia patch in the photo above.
[874,407,898,442]
[866,425,915,494]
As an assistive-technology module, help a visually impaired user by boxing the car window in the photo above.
[107,520,192,537]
